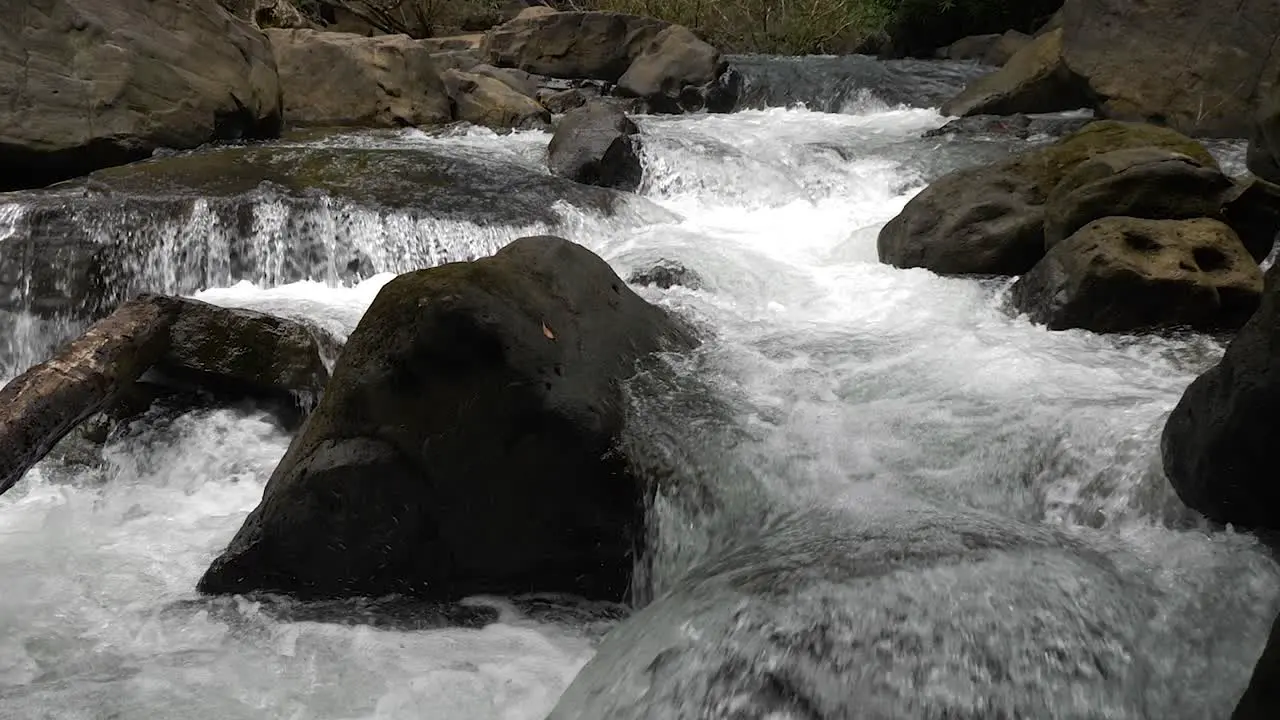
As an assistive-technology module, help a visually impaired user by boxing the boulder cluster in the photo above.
[0,0,738,192]
[880,120,1279,333]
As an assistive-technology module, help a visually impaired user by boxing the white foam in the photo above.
[0,102,1271,718]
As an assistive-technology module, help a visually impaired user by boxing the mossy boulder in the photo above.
[1010,217,1262,333]
[198,236,698,601]
[1042,148,1233,249]
[878,120,1219,275]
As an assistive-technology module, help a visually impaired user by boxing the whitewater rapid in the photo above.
[0,100,1275,718]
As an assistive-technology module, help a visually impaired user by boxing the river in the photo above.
[0,56,1274,719]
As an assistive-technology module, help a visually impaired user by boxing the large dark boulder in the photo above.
[547,104,643,191]
[1059,0,1280,137]
[941,30,1089,118]
[1011,217,1262,333]
[481,11,667,82]
[1042,148,1234,249]
[266,29,451,128]
[198,236,697,601]
[1163,260,1280,529]
[1222,177,1280,262]
[878,120,1217,275]
[1235,612,1280,719]
[0,0,282,191]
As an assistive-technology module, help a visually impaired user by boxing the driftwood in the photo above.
[0,296,180,496]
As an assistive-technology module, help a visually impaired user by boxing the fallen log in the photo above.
[0,295,181,496]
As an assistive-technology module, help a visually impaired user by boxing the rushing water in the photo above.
[0,57,1276,719]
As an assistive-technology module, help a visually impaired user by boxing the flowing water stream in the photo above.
[0,57,1275,719]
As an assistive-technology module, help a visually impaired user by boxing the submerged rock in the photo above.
[0,0,282,190]
[924,113,1093,140]
[1163,260,1280,529]
[198,236,698,601]
[548,507,1162,719]
[1234,611,1280,719]
[547,104,644,191]
[627,260,703,290]
[1010,217,1262,333]
[879,120,1219,275]
[266,29,451,129]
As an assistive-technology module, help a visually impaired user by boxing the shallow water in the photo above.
[0,61,1275,718]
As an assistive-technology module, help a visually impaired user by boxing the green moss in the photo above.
[85,140,454,207]
[1011,120,1220,200]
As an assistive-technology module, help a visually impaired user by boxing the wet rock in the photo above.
[442,69,551,131]
[1042,148,1234,249]
[1221,177,1280,262]
[267,29,452,128]
[0,296,180,496]
[936,33,1002,62]
[0,0,282,191]
[879,120,1219,275]
[1234,611,1280,718]
[482,11,667,82]
[0,139,627,320]
[627,260,703,290]
[198,236,698,601]
[1248,93,1280,184]
[541,87,597,114]
[1163,260,1280,529]
[942,30,1089,118]
[984,30,1033,67]
[155,297,339,402]
[1060,0,1280,137]
[549,507,1155,719]
[924,113,1093,140]
[1010,217,1262,333]
[616,26,723,114]
[547,104,643,191]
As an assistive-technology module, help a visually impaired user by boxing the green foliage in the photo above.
[569,0,1051,55]
[303,0,1054,54]
[578,0,896,54]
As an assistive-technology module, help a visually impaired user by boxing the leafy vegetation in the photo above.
[296,0,1058,56]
